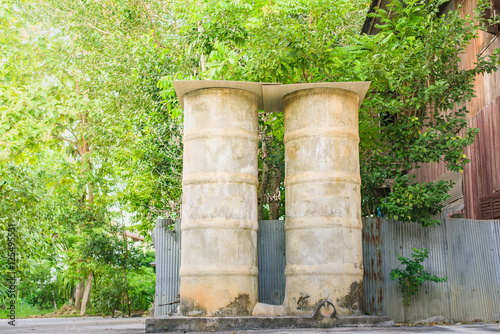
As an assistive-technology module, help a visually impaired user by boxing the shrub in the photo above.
[390,248,447,306]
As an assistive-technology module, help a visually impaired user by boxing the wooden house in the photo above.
[362,0,500,219]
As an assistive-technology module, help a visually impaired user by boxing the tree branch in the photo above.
[85,22,111,35]
[139,0,164,48]
[52,134,78,148]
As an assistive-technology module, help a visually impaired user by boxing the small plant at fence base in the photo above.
[390,248,447,306]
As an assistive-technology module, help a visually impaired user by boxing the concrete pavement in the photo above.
[1,317,499,334]
[0,317,145,333]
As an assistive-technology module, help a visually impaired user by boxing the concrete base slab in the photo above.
[144,315,394,333]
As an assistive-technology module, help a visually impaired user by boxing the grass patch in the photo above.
[0,300,54,319]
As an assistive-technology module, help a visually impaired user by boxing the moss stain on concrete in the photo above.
[214,294,251,316]
[337,281,363,312]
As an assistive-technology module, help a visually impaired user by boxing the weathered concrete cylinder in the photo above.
[180,88,259,316]
[283,88,363,316]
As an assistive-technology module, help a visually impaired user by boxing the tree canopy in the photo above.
[1,0,499,314]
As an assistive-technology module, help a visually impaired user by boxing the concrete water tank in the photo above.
[283,87,364,316]
[179,86,260,316]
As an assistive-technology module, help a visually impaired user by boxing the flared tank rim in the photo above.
[173,80,277,110]
[173,80,371,112]
[183,86,260,103]
[282,87,360,106]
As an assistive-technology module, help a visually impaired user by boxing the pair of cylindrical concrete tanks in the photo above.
[175,81,370,317]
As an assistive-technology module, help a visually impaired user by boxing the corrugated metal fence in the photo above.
[154,217,500,322]
[153,218,181,317]
[363,217,500,322]
[257,220,286,305]
[153,219,286,315]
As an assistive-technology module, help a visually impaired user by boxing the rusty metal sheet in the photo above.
[362,217,500,322]
[446,218,500,321]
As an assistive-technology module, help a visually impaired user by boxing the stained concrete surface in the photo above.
[283,88,363,316]
[2,317,499,334]
[145,314,392,332]
[180,87,259,316]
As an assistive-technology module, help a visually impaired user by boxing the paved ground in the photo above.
[1,317,499,334]
[0,317,145,334]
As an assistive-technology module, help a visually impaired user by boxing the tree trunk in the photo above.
[80,271,94,316]
[122,230,131,317]
[52,290,57,311]
[258,142,270,220]
[269,167,283,220]
[75,279,84,310]
[198,23,207,72]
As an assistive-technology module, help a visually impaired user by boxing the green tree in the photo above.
[351,0,500,225]
[0,0,165,313]
[157,0,370,219]
[0,0,162,312]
